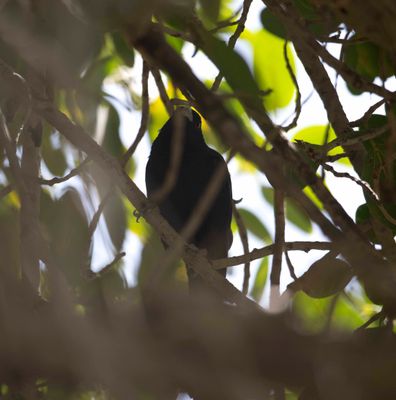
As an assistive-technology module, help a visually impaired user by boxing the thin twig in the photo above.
[355,310,384,332]
[121,61,150,165]
[323,124,389,152]
[350,99,387,127]
[211,0,252,91]
[284,250,298,281]
[86,252,126,280]
[233,203,250,295]
[281,40,301,131]
[322,163,379,201]
[88,189,114,238]
[213,241,333,269]
[270,189,285,308]
[39,158,91,186]
[149,64,173,116]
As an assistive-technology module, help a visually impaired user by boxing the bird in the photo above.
[145,107,233,295]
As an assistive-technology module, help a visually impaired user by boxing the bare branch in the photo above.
[322,163,379,201]
[350,100,386,128]
[148,63,173,116]
[211,0,252,91]
[281,40,302,131]
[233,204,250,295]
[270,189,285,308]
[40,158,91,186]
[213,241,333,269]
[121,61,150,165]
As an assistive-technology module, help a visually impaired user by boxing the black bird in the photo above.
[145,108,233,294]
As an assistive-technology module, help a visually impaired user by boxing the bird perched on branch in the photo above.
[145,108,233,295]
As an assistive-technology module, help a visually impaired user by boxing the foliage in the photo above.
[0,0,396,399]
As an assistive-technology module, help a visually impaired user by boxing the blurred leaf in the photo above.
[102,191,127,252]
[356,203,370,226]
[344,36,394,83]
[250,29,295,111]
[292,124,350,165]
[76,56,120,131]
[199,33,261,105]
[111,31,134,67]
[199,0,221,22]
[332,295,365,330]
[0,199,20,275]
[138,232,181,291]
[102,103,124,158]
[41,130,68,176]
[99,266,127,302]
[250,257,268,302]
[238,208,271,242]
[260,8,287,39]
[125,199,150,240]
[293,291,364,333]
[286,198,312,233]
[290,255,353,298]
[292,292,333,332]
[40,188,90,288]
[261,186,274,205]
[165,34,185,53]
[359,114,396,232]
[303,186,323,209]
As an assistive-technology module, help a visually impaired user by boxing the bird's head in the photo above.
[173,106,202,130]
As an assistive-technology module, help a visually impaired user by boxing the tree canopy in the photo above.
[1,0,396,399]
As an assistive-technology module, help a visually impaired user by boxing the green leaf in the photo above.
[0,199,20,274]
[112,31,134,67]
[286,198,312,233]
[237,208,271,242]
[165,34,185,53]
[292,292,333,333]
[250,257,268,301]
[41,132,68,176]
[199,33,261,105]
[260,8,286,39]
[293,291,364,333]
[292,124,350,165]
[199,0,221,22]
[289,255,353,298]
[250,29,296,111]
[343,36,394,82]
[40,188,90,288]
[261,186,274,205]
[102,104,123,158]
[102,191,127,252]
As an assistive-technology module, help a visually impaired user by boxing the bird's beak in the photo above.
[174,106,193,122]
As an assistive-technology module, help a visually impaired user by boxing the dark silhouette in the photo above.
[145,108,233,293]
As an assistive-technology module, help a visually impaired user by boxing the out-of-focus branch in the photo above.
[19,115,41,289]
[40,158,91,186]
[269,189,285,309]
[232,204,250,295]
[121,61,150,165]
[213,241,333,269]
[148,63,173,116]
[281,40,301,131]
